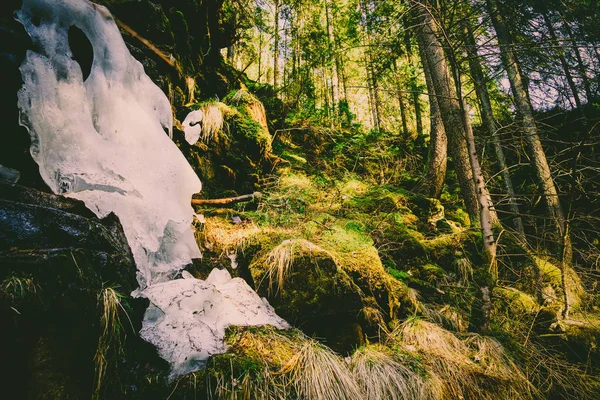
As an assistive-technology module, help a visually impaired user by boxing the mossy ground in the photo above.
[185,111,600,399]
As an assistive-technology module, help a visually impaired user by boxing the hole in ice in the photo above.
[31,15,41,27]
[68,25,93,81]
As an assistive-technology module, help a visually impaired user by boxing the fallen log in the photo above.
[191,192,262,206]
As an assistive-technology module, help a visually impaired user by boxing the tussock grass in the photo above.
[228,89,268,130]
[0,275,40,304]
[349,345,426,400]
[286,340,363,400]
[393,319,473,364]
[198,215,291,256]
[464,335,539,398]
[194,103,225,144]
[518,339,600,400]
[534,256,586,311]
[208,327,363,400]
[264,239,336,293]
[93,287,131,400]
[185,76,196,104]
[388,319,537,400]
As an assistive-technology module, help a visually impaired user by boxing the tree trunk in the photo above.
[404,29,423,138]
[360,0,381,131]
[414,1,497,334]
[560,14,593,102]
[463,20,525,238]
[258,31,262,80]
[393,60,410,138]
[273,0,280,89]
[418,41,447,199]
[325,3,340,114]
[487,0,572,316]
[542,12,582,109]
[414,5,481,227]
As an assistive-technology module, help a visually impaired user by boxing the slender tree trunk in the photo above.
[258,31,262,80]
[393,60,410,138]
[325,3,340,113]
[404,29,424,138]
[418,41,447,199]
[360,0,380,131]
[413,6,480,227]
[227,44,235,67]
[273,0,280,89]
[463,20,525,238]
[487,0,572,317]
[444,45,497,224]
[560,14,593,102]
[542,12,582,109]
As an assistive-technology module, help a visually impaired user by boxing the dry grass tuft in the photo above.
[228,89,269,131]
[263,239,336,294]
[464,335,539,398]
[209,327,362,400]
[198,216,291,256]
[534,256,586,311]
[350,345,427,400]
[388,319,537,400]
[93,287,130,400]
[0,275,40,304]
[284,339,363,400]
[393,319,473,365]
[198,103,225,143]
[185,76,196,104]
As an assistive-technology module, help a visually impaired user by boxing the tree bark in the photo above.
[325,3,340,113]
[413,3,482,228]
[413,1,498,335]
[463,20,525,238]
[418,40,447,199]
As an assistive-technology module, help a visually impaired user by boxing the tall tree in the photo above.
[462,18,525,238]
[418,40,447,199]
[542,11,582,109]
[487,0,572,317]
[273,0,280,89]
[413,0,496,265]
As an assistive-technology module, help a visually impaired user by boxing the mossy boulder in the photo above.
[177,92,274,197]
[239,221,412,353]
[248,238,364,352]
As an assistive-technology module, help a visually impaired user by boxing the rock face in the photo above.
[0,183,139,399]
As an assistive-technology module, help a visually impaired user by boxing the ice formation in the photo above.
[141,268,288,375]
[182,109,204,145]
[16,0,287,377]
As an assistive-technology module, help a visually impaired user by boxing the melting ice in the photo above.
[16,0,287,376]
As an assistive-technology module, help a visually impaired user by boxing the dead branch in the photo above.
[191,192,262,206]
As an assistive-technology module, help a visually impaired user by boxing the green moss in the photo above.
[446,208,471,227]
[280,149,307,165]
[494,286,540,314]
[348,186,408,214]
[388,268,410,281]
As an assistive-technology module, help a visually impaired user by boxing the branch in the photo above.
[191,192,262,206]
